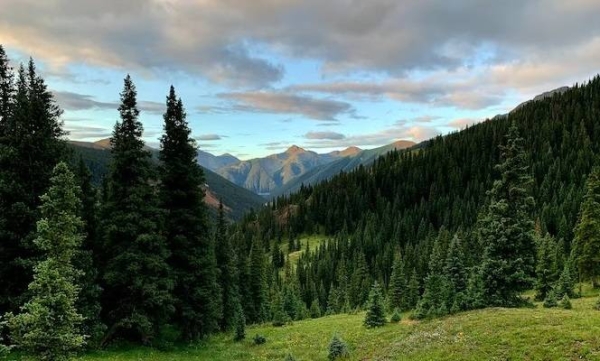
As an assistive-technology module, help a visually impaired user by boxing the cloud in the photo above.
[304,131,345,140]
[54,91,116,111]
[302,124,440,149]
[3,0,599,89]
[195,134,222,141]
[218,91,355,120]
[63,123,113,140]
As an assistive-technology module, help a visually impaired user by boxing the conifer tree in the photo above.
[415,236,449,318]
[73,158,105,346]
[233,302,246,342]
[406,268,420,310]
[534,234,556,301]
[100,76,173,344]
[309,299,322,318]
[215,200,240,331]
[364,281,386,328]
[572,167,600,287]
[159,86,220,339]
[478,123,536,307]
[444,234,468,312]
[0,58,66,314]
[249,239,269,323]
[387,253,406,311]
[555,263,575,299]
[7,163,85,360]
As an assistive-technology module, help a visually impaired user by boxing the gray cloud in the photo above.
[3,0,599,89]
[54,91,116,111]
[63,123,113,140]
[305,131,345,140]
[218,91,354,121]
[195,134,222,141]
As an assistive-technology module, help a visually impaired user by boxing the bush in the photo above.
[328,334,350,360]
[559,295,572,309]
[543,292,557,308]
[594,296,600,311]
[284,353,296,361]
[390,308,402,323]
[253,334,266,345]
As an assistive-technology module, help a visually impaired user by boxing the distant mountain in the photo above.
[271,140,416,198]
[68,139,264,220]
[216,145,363,196]
[508,86,570,115]
[197,149,240,172]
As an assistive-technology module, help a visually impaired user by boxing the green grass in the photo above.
[72,295,600,361]
[283,234,329,266]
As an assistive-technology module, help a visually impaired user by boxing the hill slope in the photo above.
[83,295,600,360]
[271,140,416,198]
[69,140,264,220]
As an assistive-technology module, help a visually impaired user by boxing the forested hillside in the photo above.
[231,75,600,320]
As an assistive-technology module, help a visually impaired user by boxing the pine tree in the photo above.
[534,234,556,301]
[444,234,468,312]
[159,86,220,340]
[249,239,269,323]
[233,303,245,342]
[364,281,386,328]
[310,299,322,318]
[415,236,449,318]
[100,76,173,345]
[328,334,350,360]
[572,167,600,287]
[478,123,536,307]
[406,268,420,310]
[555,263,575,299]
[214,200,241,331]
[0,58,66,314]
[387,254,406,311]
[7,163,85,360]
[73,158,105,347]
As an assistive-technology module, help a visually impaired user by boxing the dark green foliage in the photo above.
[387,254,406,311]
[7,163,85,360]
[406,269,420,310]
[215,200,240,331]
[249,240,269,323]
[559,295,572,310]
[233,303,245,342]
[0,57,66,314]
[284,353,296,361]
[466,267,485,309]
[74,158,105,347]
[535,234,557,301]
[479,123,536,307]
[253,334,266,345]
[572,167,600,287]
[364,282,386,328]
[444,234,468,312]
[100,76,173,345]
[271,292,289,327]
[328,334,350,360]
[415,237,450,318]
[310,299,322,319]
[390,308,402,323]
[594,297,600,311]
[159,86,220,340]
[555,263,575,299]
[543,291,558,308]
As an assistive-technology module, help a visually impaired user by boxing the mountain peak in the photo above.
[286,145,306,154]
[340,146,362,156]
[391,140,416,149]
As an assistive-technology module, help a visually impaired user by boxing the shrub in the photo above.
[390,308,402,323]
[559,295,572,309]
[253,334,266,345]
[284,353,296,361]
[543,292,557,308]
[328,334,350,360]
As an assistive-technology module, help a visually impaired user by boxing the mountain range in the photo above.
[198,141,414,197]
[69,140,266,220]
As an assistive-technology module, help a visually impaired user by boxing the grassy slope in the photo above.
[80,295,600,361]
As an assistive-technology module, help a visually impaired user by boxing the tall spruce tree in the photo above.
[444,234,468,312]
[249,239,269,323]
[73,158,104,347]
[478,123,536,307]
[7,163,85,360]
[159,85,221,340]
[364,281,386,328]
[100,76,173,345]
[387,253,406,311]
[0,58,66,314]
[572,167,600,287]
[215,200,241,331]
[534,233,556,301]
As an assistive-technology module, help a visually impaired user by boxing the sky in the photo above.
[1,0,599,159]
